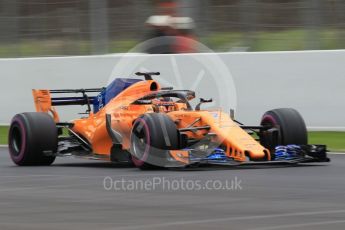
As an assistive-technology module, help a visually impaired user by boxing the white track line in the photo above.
[328,152,345,155]
[104,209,345,230]
[247,220,345,230]
[0,182,98,192]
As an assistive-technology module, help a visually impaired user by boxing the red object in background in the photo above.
[157,1,178,16]
[173,35,197,53]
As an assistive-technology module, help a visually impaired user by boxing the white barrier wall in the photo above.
[0,50,344,130]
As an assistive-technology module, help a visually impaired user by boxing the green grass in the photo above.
[201,29,345,52]
[0,39,138,58]
[0,126,8,145]
[308,132,345,152]
[1,29,345,57]
[0,126,344,152]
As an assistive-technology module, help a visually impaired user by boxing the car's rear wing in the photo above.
[32,88,103,122]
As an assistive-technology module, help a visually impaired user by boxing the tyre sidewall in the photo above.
[8,115,29,165]
[130,113,179,169]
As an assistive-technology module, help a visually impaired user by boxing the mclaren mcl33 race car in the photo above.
[8,72,329,169]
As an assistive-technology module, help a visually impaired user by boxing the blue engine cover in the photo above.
[93,78,142,113]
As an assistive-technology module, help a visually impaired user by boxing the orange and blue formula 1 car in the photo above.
[8,72,329,169]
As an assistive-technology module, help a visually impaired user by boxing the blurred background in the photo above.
[0,0,344,57]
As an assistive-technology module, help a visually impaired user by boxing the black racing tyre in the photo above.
[130,113,179,170]
[260,108,308,151]
[8,112,57,166]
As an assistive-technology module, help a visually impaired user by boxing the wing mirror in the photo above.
[195,98,213,111]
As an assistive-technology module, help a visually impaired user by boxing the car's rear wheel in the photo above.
[130,113,179,170]
[260,108,307,156]
[8,112,57,166]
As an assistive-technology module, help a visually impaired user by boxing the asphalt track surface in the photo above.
[1,147,345,230]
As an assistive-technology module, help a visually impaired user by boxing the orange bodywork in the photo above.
[32,89,60,122]
[33,79,270,163]
[168,110,269,161]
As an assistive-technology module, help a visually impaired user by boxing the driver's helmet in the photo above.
[152,97,175,112]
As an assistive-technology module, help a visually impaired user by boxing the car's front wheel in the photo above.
[130,113,179,170]
[260,108,307,156]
